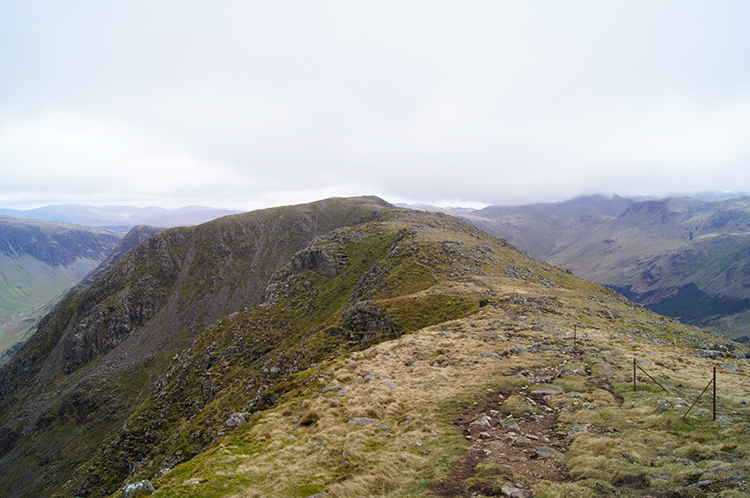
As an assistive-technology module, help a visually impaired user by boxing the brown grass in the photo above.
[149,276,750,498]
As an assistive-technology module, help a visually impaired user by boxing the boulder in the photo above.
[513,436,531,447]
[341,301,398,338]
[535,446,563,459]
[697,350,725,359]
[291,249,339,278]
[224,412,247,427]
[471,414,492,427]
[122,480,155,498]
[501,482,532,498]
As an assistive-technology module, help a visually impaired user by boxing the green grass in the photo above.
[382,294,478,333]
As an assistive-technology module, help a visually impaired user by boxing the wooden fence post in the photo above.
[713,366,716,421]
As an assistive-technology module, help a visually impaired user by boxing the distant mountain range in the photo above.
[459,194,750,341]
[0,205,241,232]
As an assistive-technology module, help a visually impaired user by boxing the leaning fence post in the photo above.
[683,368,717,421]
[633,358,636,391]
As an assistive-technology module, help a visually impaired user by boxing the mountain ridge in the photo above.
[0,196,747,498]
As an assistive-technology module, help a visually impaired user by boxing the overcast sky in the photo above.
[2,1,750,211]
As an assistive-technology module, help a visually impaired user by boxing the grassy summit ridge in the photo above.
[108,209,749,498]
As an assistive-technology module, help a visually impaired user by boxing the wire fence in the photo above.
[633,359,716,421]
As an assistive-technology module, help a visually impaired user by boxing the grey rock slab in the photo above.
[122,480,156,498]
[531,385,564,396]
[535,446,563,459]
[568,424,590,437]
[471,414,492,427]
[622,451,635,463]
[686,479,717,490]
[720,364,741,372]
[699,466,727,476]
[479,351,502,359]
[503,420,521,431]
[501,482,532,498]
[558,368,577,377]
[651,474,670,480]
[346,417,377,426]
[513,436,532,447]
[698,350,725,359]
[716,450,742,462]
[224,412,247,427]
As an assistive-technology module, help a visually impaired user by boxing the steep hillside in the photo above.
[1,197,747,498]
[76,225,166,288]
[463,197,750,341]
[142,272,750,498]
[0,217,122,359]
[0,196,391,497]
